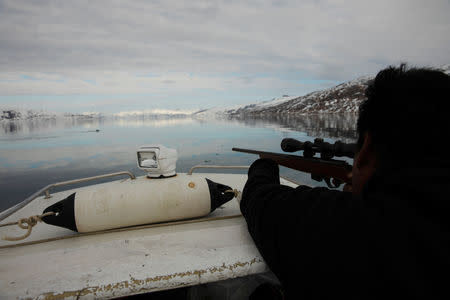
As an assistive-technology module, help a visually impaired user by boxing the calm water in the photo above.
[0,114,357,211]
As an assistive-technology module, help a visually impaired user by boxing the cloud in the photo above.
[0,0,449,110]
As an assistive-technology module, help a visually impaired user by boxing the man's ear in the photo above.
[355,132,376,169]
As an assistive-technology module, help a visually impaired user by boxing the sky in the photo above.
[0,0,449,114]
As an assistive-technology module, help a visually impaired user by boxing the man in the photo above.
[240,64,450,299]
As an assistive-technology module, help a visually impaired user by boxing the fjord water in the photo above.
[0,114,357,211]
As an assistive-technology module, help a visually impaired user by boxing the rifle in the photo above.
[232,138,356,188]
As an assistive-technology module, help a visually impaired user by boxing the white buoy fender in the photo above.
[42,174,235,233]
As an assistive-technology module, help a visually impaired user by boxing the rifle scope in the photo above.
[281,138,356,160]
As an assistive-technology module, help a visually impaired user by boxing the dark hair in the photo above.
[357,63,450,168]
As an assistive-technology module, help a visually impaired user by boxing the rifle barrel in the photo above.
[232,147,352,184]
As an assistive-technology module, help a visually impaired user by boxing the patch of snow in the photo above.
[254,95,299,108]
[440,64,450,75]
[113,109,196,118]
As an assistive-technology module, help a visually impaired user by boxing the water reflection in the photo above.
[1,117,106,135]
[114,116,196,128]
[2,121,21,134]
[0,114,358,211]
[1,114,358,140]
[226,113,358,142]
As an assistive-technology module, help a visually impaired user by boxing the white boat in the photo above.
[0,146,299,299]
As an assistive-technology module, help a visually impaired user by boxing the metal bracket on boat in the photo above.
[0,171,136,222]
[187,165,250,175]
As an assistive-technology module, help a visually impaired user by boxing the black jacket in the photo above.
[240,158,450,299]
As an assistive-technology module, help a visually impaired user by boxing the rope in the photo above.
[225,189,242,202]
[0,212,55,241]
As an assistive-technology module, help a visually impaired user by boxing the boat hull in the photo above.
[0,172,299,299]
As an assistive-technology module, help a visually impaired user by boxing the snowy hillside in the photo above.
[0,109,190,121]
[226,76,371,116]
[1,109,57,120]
[225,64,450,116]
[191,96,300,119]
[0,109,105,121]
[113,109,196,118]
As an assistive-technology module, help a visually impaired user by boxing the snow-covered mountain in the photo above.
[225,64,450,116]
[226,76,371,116]
[0,109,106,121]
[113,109,196,118]
[1,109,57,120]
[0,109,190,121]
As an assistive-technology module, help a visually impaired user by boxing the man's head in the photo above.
[351,64,450,194]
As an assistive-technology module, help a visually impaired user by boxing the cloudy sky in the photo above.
[0,0,449,114]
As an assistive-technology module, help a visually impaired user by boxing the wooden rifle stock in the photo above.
[232,147,352,188]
